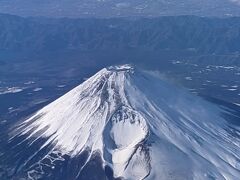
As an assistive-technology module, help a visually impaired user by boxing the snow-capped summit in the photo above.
[12,65,240,179]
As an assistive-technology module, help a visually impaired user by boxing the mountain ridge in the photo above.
[1,14,240,56]
[0,0,240,18]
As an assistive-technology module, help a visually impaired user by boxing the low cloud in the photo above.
[230,0,240,5]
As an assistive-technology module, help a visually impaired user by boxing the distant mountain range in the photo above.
[0,0,240,17]
[0,13,240,56]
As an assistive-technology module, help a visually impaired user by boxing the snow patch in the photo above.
[33,88,42,92]
[0,87,24,95]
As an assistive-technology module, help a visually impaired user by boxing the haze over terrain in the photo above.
[0,1,240,180]
[0,0,240,17]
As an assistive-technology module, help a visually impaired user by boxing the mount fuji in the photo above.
[1,65,240,180]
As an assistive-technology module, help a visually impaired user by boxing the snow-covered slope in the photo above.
[13,65,240,179]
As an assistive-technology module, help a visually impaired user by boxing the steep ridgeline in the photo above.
[2,65,240,179]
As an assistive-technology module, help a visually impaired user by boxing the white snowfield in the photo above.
[16,64,240,180]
